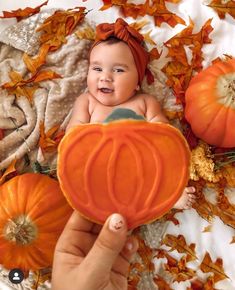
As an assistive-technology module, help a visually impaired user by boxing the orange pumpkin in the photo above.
[0,173,72,271]
[57,119,191,229]
[185,58,235,148]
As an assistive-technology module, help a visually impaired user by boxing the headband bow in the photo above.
[92,18,149,84]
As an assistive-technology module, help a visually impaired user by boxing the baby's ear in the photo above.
[136,85,140,91]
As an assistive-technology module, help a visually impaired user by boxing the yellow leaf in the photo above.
[143,30,156,45]
[37,7,86,52]
[129,19,149,31]
[75,26,95,40]
[202,225,212,233]
[39,122,65,153]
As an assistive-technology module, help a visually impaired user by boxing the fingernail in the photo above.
[109,213,125,232]
[125,241,133,251]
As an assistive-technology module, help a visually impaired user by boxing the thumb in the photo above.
[83,213,128,273]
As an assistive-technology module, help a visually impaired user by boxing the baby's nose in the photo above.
[100,73,113,82]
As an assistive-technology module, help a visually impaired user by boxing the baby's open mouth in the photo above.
[99,88,114,93]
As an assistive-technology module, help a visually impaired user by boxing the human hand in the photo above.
[51,211,138,290]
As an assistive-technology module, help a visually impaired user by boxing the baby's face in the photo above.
[87,41,139,106]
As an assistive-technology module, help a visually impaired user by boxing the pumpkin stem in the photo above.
[4,215,37,245]
[218,75,235,104]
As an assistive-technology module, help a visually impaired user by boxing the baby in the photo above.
[67,18,195,209]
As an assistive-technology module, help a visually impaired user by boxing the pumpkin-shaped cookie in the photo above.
[0,173,72,271]
[58,110,191,229]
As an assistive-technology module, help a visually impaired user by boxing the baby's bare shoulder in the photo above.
[136,93,160,105]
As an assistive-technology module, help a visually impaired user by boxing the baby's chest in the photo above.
[90,101,146,123]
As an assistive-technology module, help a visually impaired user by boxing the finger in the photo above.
[82,213,128,275]
[55,210,100,257]
[112,236,139,277]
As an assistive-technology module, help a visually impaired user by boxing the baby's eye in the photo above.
[92,67,102,72]
[113,68,125,73]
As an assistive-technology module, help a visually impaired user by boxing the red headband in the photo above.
[91,18,149,84]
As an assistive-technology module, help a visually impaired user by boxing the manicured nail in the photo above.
[109,213,125,232]
[125,241,133,251]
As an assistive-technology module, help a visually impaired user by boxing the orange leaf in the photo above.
[162,18,213,104]
[207,0,235,19]
[189,276,215,290]
[31,70,61,83]
[100,0,185,27]
[1,70,61,102]
[193,194,216,223]
[0,1,48,21]
[156,250,196,282]
[36,7,85,52]
[23,44,50,73]
[200,252,229,282]
[153,275,172,289]
[149,47,162,61]
[0,159,17,185]
[163,209,181,225]
[161,234,196,262]
[136,236,155,272]
[39,122,65,153]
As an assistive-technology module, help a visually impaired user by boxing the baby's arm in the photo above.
[144,95,169,123]
[66,93,90,132]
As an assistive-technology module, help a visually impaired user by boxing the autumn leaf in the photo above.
[136,236,155,272]
[75,26,95,40]
[193,194,216,223]
[163,109,184,121]
[31,268,51,290]
[200,252,229,282]
[181,119,199,149]
[161,234,197,262]
[128,273,141,290]
[151,0,185,27]
[207,0,235,19]
[149,47,162,61]
[143,30,156,45]
[0,1,48,21]
[222,164,235,187]
[163,209,181,225]
[217,189,235,215]
[100,0,185,28]
[0,159,17,185]
[129,19,149,31]
[23,44,50,73]
[1,70,61,102]
[153,275,172,290]
[202,225,212,233]
[162,18,213,104]
[156,250,196,282]
[188,276,215,290]
[39,122,65,153]
[37,7,86,52]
